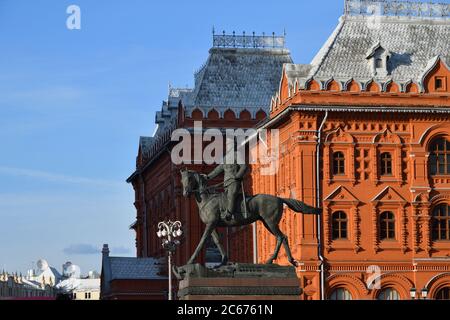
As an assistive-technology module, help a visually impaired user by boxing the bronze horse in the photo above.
[181,169,322,266]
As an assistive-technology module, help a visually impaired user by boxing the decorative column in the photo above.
[324,144,331,185]
[352,205,362,253]
[422,204,432,256]
[372,204,380,253]
[350,144,356,186]
[396,145,403,186]
[401,205,408,253]
[412,204,420,253]
[324,205,332,253]
[371,144,378,186]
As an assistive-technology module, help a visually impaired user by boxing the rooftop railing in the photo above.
[344,0,450,19]
[212,31,286,49]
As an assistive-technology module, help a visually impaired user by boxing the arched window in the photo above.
[332,211,348,240]
[432,204,450,241]
[329,288,353,300]
[429,138,450,176]
[380,211,396,240]
[380,152,393,176]
[435,287,450,300]
[333,152,345,175]
[377,288,400,300]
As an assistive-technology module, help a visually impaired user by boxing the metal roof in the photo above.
[285,13,450,88]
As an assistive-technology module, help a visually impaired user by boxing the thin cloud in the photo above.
[0,166,124,188]
[63,244,99,255]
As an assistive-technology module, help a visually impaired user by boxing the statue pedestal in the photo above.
[176,263,302,300]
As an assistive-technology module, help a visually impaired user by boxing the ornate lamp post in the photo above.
[410,287,429,300]
[157,220,182,300]
[410,288,417,300]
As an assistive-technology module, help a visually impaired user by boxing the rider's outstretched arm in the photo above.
[207,164,225,180]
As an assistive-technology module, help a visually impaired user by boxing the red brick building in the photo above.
[250,0,450,300]
[127,34,291,269]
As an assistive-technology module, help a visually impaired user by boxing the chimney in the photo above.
[102,244,110,257]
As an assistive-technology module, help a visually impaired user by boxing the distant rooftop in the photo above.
[213,30,286,49]
[345,0,450,19]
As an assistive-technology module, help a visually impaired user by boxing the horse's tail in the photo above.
[282,198,322,215]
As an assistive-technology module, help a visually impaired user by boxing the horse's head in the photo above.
[180,169,198,197]
[180,169,208,197]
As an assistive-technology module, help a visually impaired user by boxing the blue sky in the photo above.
[0,0,345,274]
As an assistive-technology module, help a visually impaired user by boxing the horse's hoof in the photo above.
[289,259,299,267]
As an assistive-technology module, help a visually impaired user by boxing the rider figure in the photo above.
[204,153,249,221]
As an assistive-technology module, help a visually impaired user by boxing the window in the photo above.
[375,58,383,69]
[329,288,353,300]
[432,204,450,241]
[380,211,396,240]
[85,292,91,299]
[436,287,450,300]
[332,211,348,240]
[73,292,77,300]
[333,152,345,175]
[435,76,446,91]
[429,138,450,176]
[380,153,393,176]
[378,288,400,300]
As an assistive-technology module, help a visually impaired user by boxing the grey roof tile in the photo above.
[188,48,292,110]
[287,15,450,86]
[109,257,165,280]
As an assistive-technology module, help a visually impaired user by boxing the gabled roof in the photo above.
[285,13,450,87]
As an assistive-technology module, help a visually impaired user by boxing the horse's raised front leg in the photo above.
[187,223,215,265]
[211,229,228,267]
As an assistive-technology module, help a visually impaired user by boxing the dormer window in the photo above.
[366,42,391,77]
[375,58,383,69]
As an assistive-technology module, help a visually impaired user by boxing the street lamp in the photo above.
[421,288,428,300]
[157,220,182,300]
[410,287,429,300]
[410,287,417,300]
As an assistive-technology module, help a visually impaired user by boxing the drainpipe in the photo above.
[316,111,328,300]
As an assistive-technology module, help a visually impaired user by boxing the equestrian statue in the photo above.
[180,159,322,268]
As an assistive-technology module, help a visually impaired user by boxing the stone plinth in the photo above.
[176,263,302,300]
